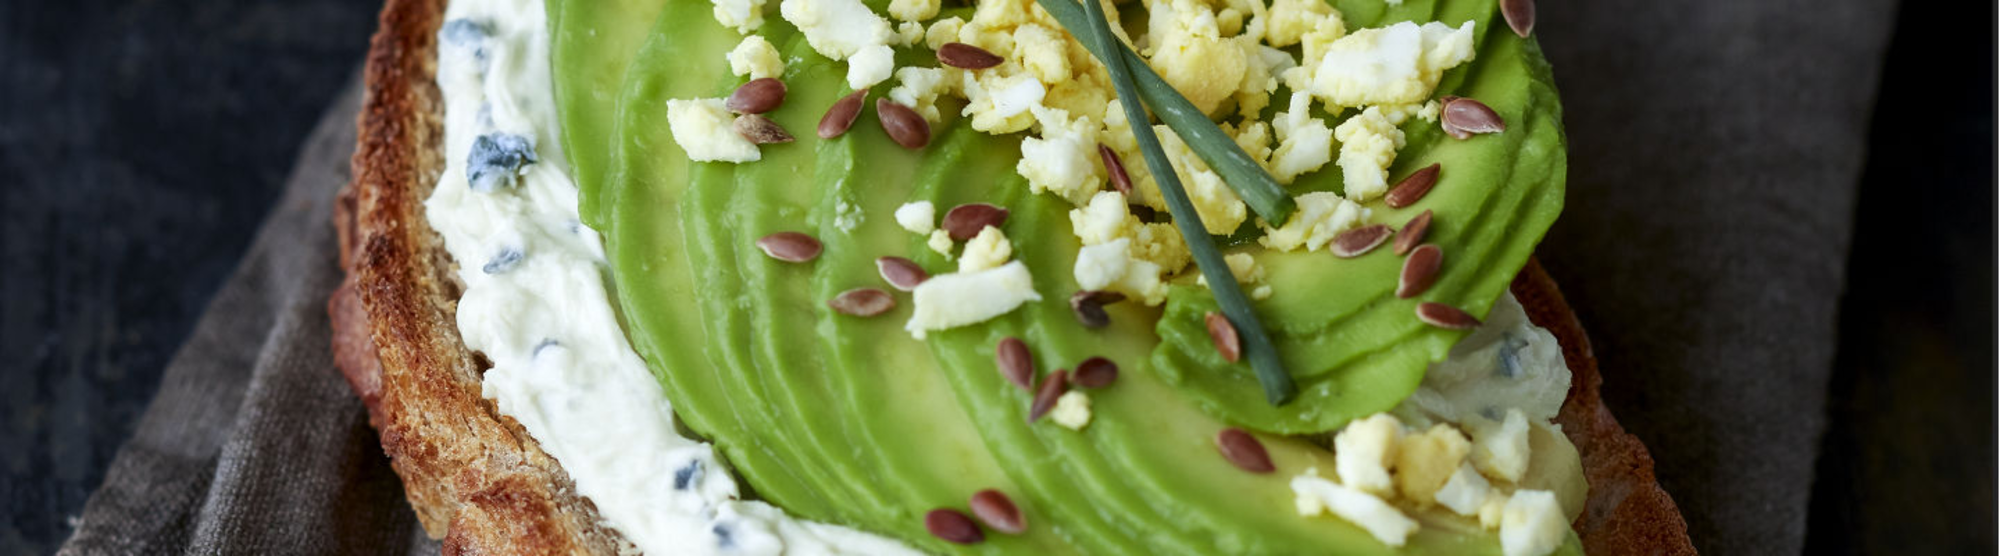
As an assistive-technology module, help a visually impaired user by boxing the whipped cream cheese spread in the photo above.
[426,0,918,553]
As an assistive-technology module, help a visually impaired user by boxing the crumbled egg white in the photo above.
[781,0,892,60]
[1073,238,1132,291]
[905,260,1041,339]
[1269,91,1336,184]
[889,67,955,121]
[846,44,897,89]
[728,35,786,79]
[1500,490,1568,556]
[959,226,1014,272]
[1291,471,1420,547]
[1018,107,1105,204]
[1258,191,1368,252]
[712,0,768,34]
[666,99,760,163]
[895,201,936,234]
[1051,390,1093,430]
[1195,252,1264,289]
[1471,408,1533,483]
[1333,413,1402,496]
[834,200,864,232]
[1433,462,1493,516]
[1067,191,1187,305]
[1308,21,1475,109]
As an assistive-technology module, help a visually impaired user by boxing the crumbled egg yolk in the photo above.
[887,0,938,23]
[959,226,1015,273]
[1051,390,1093,430]
[728,35,786,79]
[712,0,768,34]
[1332,105,1410,201]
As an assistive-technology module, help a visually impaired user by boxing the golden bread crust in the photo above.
[331,0,1696,553]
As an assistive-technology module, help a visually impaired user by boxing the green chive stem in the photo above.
[1069,0,1297,405]
[1034,0,1295,227]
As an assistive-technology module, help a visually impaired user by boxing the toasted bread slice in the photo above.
[330,0,1695,553]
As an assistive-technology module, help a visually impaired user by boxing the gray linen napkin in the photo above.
[59,1,1900,553]
[58,83,437,556]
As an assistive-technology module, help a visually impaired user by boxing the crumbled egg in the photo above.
[1051,390,1093,430]
[905,261,1041,339]
[1018,107,1105,204]
[887,0,938,23]
[1308,21,1475,109]
[895,201,936,234]
[847,44,897,89]
[1393,424,1472,505]
[1332,413,1402,496]
[711,0,768,34]
[780,0,892,60]
[926,229,955,257]
[1269,91,1336,184]
[666,99,760,163]
[1074,238,1133,291]
[894,21,926,46]
[728,35,786,79]
[1195,252,1264,289]
[959,226,1014,273]
[1258,192,1368,252]
[925,17,966,50]
[1291,471,1420,547]
[1471,408,1533,483]
[888,67,955,122]
[1264,0,1342,48]
[1333,105,1410,201]
[1500,490,1567,556]
[1433,462,1493,517]
[1156,125,1249,234]
[1144,0,1250,115]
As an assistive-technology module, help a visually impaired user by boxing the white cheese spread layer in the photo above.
[426,1,917,554]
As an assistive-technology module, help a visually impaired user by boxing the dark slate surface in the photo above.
[1,0,1992,554]
[0,1,380,553]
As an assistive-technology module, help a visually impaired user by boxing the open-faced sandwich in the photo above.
[330,0,1696,553]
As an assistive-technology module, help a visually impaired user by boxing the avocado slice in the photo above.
[553,0,1581,553]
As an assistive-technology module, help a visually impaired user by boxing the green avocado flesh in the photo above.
[550,0,1576,553]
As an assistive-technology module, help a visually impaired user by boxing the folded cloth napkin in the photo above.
[60,0,1898,553]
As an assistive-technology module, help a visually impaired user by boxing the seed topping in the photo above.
[1385,163,1441,208]
[937,42,1005,69]
[817,90,867,139]
[828,288,895,316]
[1204,312,1241,363]
[1215,428,1276,474]
[1398,244,1442,299]
[876,98,932,149]
[1501,0,1536,38]
[968,490,1026,534]
[1441,97,1506,139]
[1415,302,1481,330]
[1072,357,1118,388]
[732,114,795,145]
[924,508,985,544]
[1069,290,1125,328]
[1393,210,1433,256]
[876,256,929,290]
[1330,224,1394,259]
[1098,144,1133,195]
[941,203,1010,241]
[995,337,1036,392]
[1028,369,1070,422]
[756,232,821,262]
[725,77,787,114]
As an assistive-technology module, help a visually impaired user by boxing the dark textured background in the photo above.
[0,0,1992,554]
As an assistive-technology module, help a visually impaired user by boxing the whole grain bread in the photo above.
[329,0,1696,553]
